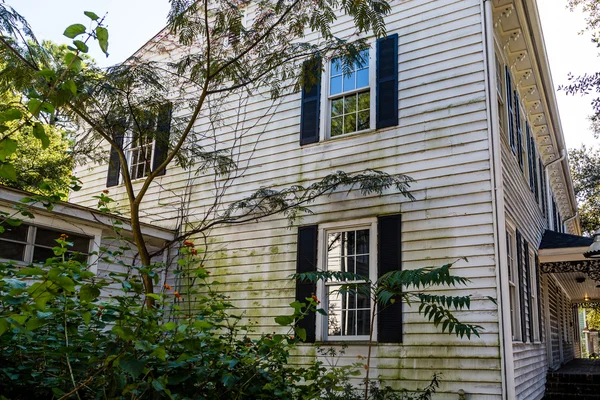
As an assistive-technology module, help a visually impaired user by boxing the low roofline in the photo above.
[0,185,175,241]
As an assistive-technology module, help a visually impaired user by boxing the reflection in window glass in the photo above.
[329,50,370,137]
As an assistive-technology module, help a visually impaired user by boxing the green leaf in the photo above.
[25,317,45,331]
[73,40,89,53]
[35,69,57,81]
[0,109,21,123]
[112,325,135,341]
[96,26,109,56]
[84,11,100,20]
[27,99,42,116]
[82,311,91,324]
[62,80,77,95]
[0,318,9,336]
[151,379,164,391]
[119,355,146,378]
[63,23,86,39]
[34,291,54,311]
[192,320,213,330]
[0,138,17,162]
[79,285,101,302]
[32,123,50,149]
[0,163,17,181]
[294,327,307,341]
[151,346,167,361]
[274,315,294,326]
[64,52,83,72]
[162,322,177,331]
[17,267,44,276]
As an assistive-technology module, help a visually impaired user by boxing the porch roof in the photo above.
[538,230,600,303]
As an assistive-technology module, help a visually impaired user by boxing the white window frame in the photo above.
[315,218,377,342]
[495,52,506,139]
[529,249,540,342]
[506,224,522,341]
[320,42,377,141]
[125,133,155,181]
[0,224,93,265]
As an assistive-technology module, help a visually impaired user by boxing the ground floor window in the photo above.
[320,220,377,341]
[0,223,91,264]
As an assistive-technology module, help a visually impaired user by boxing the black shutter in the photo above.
[377,214,402,343]
[539,159,548,217]
[533,149,539,202]
[152,103,172,176]
[527,124,534,190]
[506,66,515,152]
[296,225,318,342]
[516,230,526,342]
[300,58,321,145]
[535,254,543,341]
[376,34,398,129]
[106,125,125,187]
[516,94,523,169]
[524,240,533,343]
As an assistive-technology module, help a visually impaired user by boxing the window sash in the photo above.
[318,221,377,341]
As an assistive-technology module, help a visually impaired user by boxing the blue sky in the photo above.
[11,1,599,150]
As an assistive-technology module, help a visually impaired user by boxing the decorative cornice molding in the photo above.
[541,260,600,282]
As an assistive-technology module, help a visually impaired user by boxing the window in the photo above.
[506,66,516,153]
[126,130,155,180]
[106,104,172,187]
[324,226,374,339]
[506,228,521,341]
[495,54,506,137]
[295,215,402,343]
[299,34,398,145]
[516,95,524,170]
[529,250,540,341]
[328,50,372,137]
[0,224,91,264]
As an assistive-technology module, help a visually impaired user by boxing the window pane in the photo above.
[356,229,369,254]
[356,255,369,278]
[331,98,343,117]
[0,241,25,261]
[358,92,370,111]
[331,117,343,137]
[35,228,90,253]
[343,72,355,92]
[330,76,342,96]
[356,68,369,89]
[357,310,370,335]
[331,59,342,76]
[0,223,28,242]
[344,94,356,114]
[344,231,355,255]
[357,111,370,131]
[32,246,56,263]
[344,114,356,134]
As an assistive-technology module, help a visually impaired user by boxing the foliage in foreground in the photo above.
[568,145,600,235]
[0,238,450,400]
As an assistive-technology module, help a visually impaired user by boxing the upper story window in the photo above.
[106,104,172,187]
[299,34,398,145]
[0,224,91,264]
[495,54,506,137]
[329,51,371,137]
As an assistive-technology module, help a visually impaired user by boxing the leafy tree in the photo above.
[0,0,413,300]
[587,307,600,330]
[568,145,600,235]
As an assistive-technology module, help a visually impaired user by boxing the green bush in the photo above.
[0,237,440,400]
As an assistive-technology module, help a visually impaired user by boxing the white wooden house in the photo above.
[63,0,600,398]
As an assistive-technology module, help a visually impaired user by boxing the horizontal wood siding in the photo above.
[70,0,502,398]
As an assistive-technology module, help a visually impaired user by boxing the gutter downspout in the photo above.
[544,150,567,231]
[482,1,514,399]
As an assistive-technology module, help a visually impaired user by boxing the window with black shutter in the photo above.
[302,216,402,343]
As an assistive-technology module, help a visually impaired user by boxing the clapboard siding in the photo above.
[69,0,505,398]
